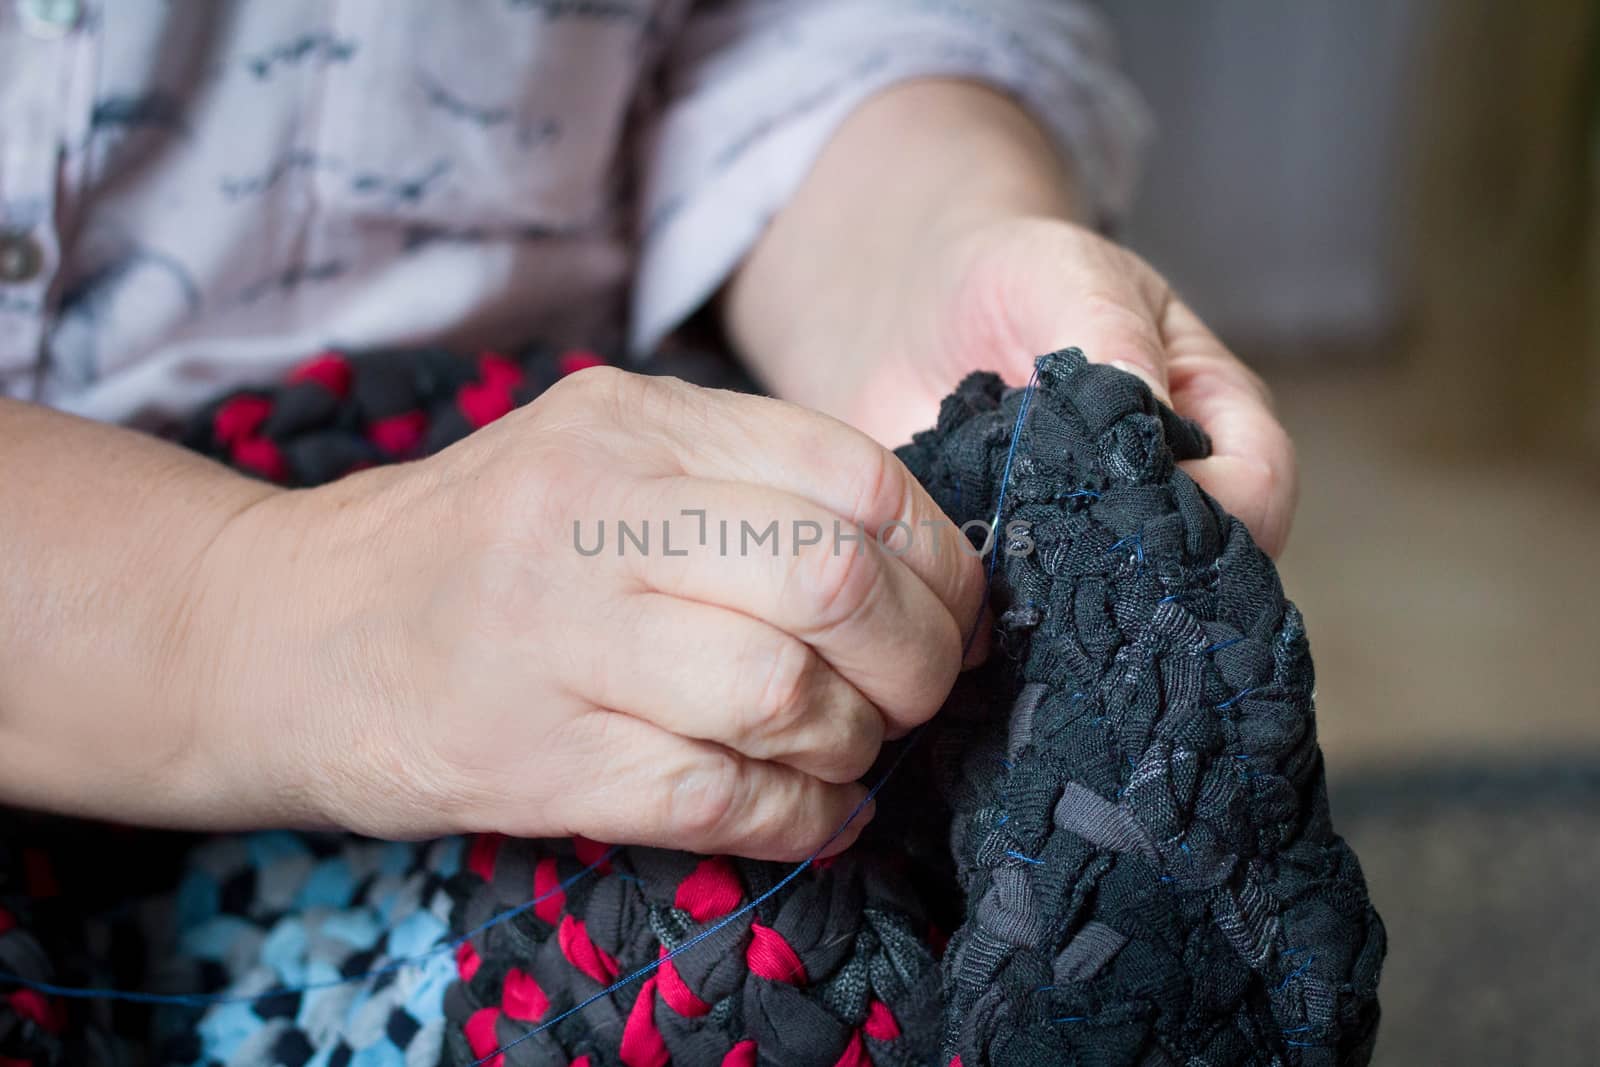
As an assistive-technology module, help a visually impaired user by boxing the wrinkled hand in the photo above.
[826,217,1297,558]
[198,369,984,859]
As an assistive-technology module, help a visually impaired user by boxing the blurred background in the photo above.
[1102,1,1599,1062]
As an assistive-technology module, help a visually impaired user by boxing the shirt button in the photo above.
[0,233,44,284]
[17,0,80,38]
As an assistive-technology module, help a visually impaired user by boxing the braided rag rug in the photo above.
[0,346,1384,1066]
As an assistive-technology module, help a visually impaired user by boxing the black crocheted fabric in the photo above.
[899,353,1385,1065]
[0,344,1384,1067]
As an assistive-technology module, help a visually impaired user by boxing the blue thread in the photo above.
[964,363,1040,660]
[1107,530,1145,569]
[1217,686,1260,711]
[1281,1025,1314,1034]
[1277,953,1316,991]
[0,846,619,1007]
[1004,850,1044,866]
[1053,1015,1087,1024]
[1205,636,1244,654]
[996,814,1009,827]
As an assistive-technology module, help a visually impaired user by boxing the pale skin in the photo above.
[0,79,1295,861]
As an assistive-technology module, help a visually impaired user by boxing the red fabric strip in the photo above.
[558,915,620,984]
[674,856,742,923]
[863,999,901,1041]
[745,923,807,984]
[463,1006,504,1065]
[533,857,566,924]
[288,352,351,397]
[367,410,427,456]
[213,394,271,446]
[619,976,670,1067]
[655,946,710,1017]
[501,968,548,1022]
[467,834,502,883]
[457,380,516,428]
[230,436,288,482]
[571,836,613,874]
[833,1030,870,1067]
[721,1039,758,1067]
[6,990,61,1034]
[454,941,481,982]
[477,352,525,390]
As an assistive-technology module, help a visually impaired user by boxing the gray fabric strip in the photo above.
[1213,878,1280,969]
[1053,781,1159,861]
[977,864,1045,948]
[1008,682,1048,758]
[1052,921,1129,984]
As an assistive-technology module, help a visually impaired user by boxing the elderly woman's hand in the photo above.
[196,369,985,858]
[839,215,1296,557]
[727,80,1297,558]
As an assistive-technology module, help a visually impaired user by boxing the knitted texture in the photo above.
[177,343,753,488]
[437,835,949,1067]
[0,344,1384,1066]
[159,833,466,1066]
[897,353,1385,1065]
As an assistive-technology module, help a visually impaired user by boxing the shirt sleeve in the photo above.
[628,0,1151,356]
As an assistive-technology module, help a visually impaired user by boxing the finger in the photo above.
[1008,239,1174,405]
[1161,301,1299,556]
[608,374,988,631]
[614,476,968,735]
[1076,290,1173,405]
[567,591,884,784]
[555,709,873,861]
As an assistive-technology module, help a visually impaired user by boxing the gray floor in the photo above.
[1266,363,1600,1065]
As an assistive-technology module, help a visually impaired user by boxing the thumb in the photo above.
[1004,237,1174,406]
[1070,287,1173,407]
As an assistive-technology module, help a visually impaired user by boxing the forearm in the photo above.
[0,398,276,825]
[724,78,1078,404]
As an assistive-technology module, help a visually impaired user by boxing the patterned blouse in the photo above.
[0,0,1145,426]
